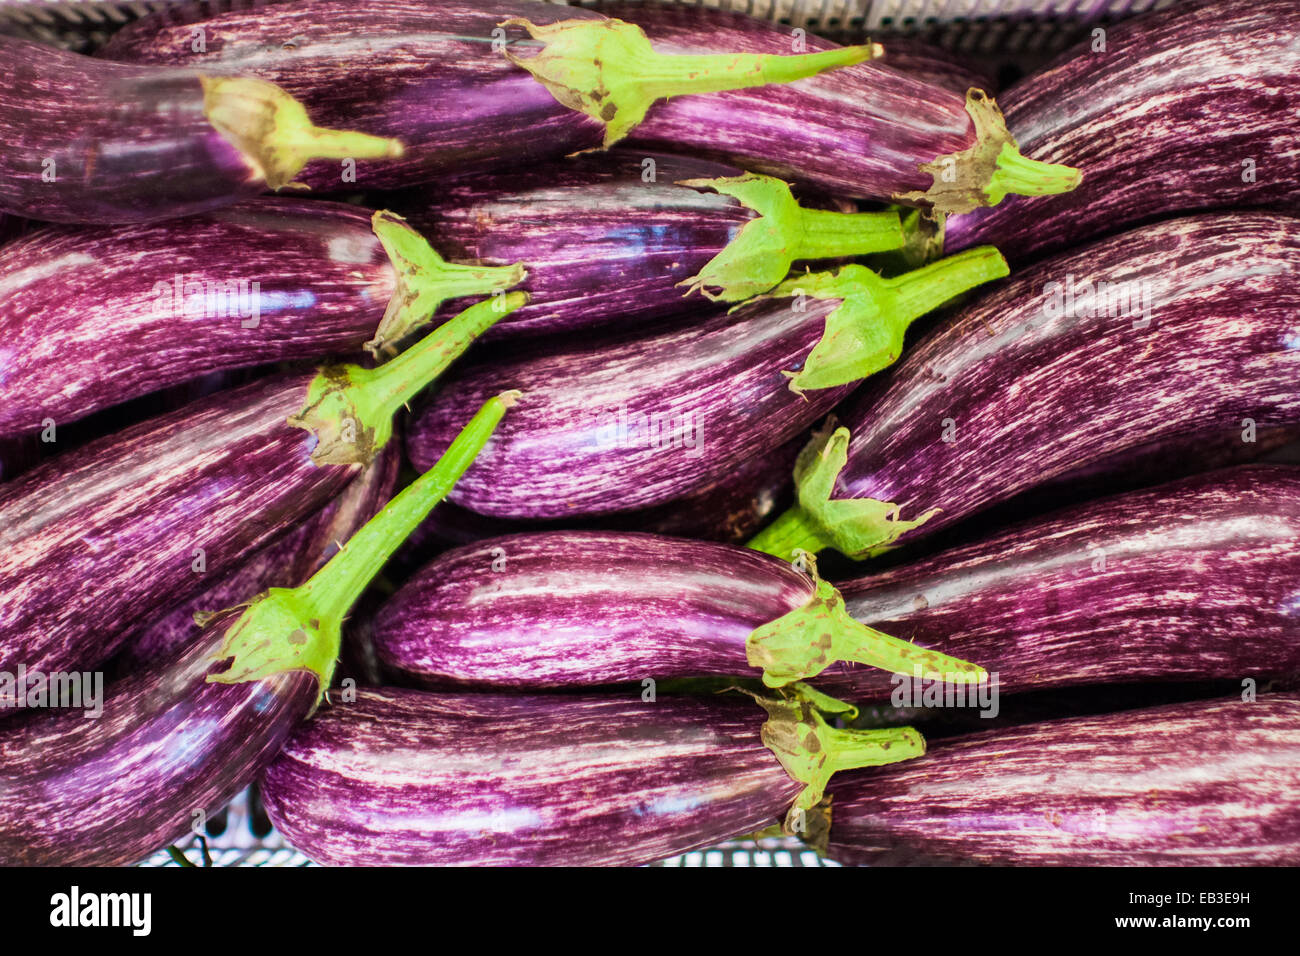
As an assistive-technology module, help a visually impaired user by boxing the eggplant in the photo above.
[121,441,401,667]
[0,391,513,866]
[594,0,1081,213]
[374,530,983,691]
[820,466,1300,703]
[749,213,1300,561]
[259,684,927,866]
[0,292,525,679]
[0,34,401,224]
[398,433,802,568]
[827,692,1300,866]
[100,0,876,192]
[940,0,1300,264]
[391,150,902,342]
[0,199,523,438]
[406,248,1007,520]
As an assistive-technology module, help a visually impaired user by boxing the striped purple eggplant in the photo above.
[940,0,1300,264]
[399,433,802,568]
[0,392,511,866]
[827,693,1300,865]
[392,150,902,342]
[259,685,926,866]
[595,0,1080,213]
[0,34,400,224]
[100,0,876,192]
[0,292,524,680]
[818,466,1300,703]
[0,199,523,438]
[406,247,1007,520]
[749,212,1300,561]
[121,441,401,667]
[374,531,983,691]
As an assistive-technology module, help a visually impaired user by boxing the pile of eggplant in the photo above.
[0,0,1297,868]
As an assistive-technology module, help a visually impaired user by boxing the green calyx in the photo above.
[894,89,1082,216]
[200,76,403,190]
[289,291,528,466]
[501,17,880,147]
[763,246,1008,394]
[748,420,940,561]
[207,390,519,703]
[367,210,527,358]
[747,554,986,687]
[677,174,904,302]
[743,683,926,831]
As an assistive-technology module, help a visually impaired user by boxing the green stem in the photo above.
[746,506,828,560]
[367,210,527,357]
[289,291,527,466]
[502,18,879,146]
[773,247,1008,394]
[984,141,1085,205]
[790,207,905,261]
[208,391,518,700]
[201,76,403,190]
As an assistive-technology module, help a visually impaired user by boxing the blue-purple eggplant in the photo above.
[406,247,1008,520]
[99,0,877,191]
[374,531,984,691]
[0,392,513,866]
[0,199,523,438]
[827,692,1300,865]
[259,684,927,866]
[749,213,1300,561]
[0,34,401,224]
[940,0,1300,264]
[0,292,525,680]
[390,150,903,343]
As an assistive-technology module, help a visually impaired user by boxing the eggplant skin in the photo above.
[406,297,854,520]
[0,630,316,867]
[398,151,750,339]
[122,441,401,666]
[830,466,1300,702]
[832,212,1300,550]
[943,0,1300,263]
[374,531,812,688]
[0,374,356,678]
[0,199,396,438]
[99,0,607,190]
[828,693,1300,866]
[260,687,799,866]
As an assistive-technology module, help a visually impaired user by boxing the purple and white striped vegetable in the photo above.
[827,693,1300,865]
[121,442,401,667]
[817,466,1300,703]
[0,199,522,438]
[0,292,525,679]
[0,34,400,224]
[100,0,875,191]
[392,150,902,342]
[375,530,983,691]
[749,213,1300,561]
[0,393,512,866]
[941,0,1300,264]
[260,685,926,866]
[406,248,1007,520]
[596,0,1080,213]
